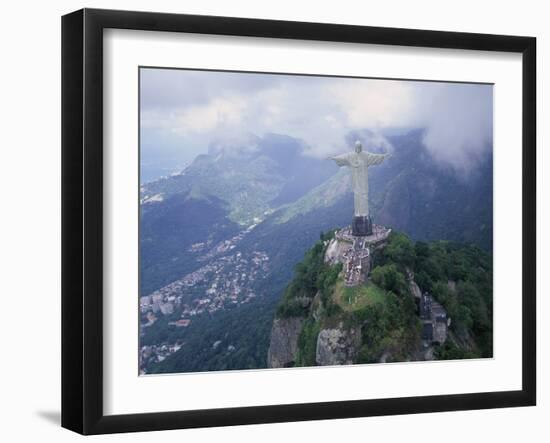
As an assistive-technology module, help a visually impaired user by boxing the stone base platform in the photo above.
[335,224,392,247]
[352,215,373,236]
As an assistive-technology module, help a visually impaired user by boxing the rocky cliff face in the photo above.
[267,317,305,368]
[407,269,422,300]
[315,324,361,366]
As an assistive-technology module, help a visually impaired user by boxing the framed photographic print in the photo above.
[61,8,536,435]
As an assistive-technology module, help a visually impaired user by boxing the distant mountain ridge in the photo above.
[142,129,492,247]
[141,133,338,226]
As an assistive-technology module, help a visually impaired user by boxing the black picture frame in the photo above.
[61,8,536,435]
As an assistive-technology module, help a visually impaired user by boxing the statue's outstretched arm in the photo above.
[329,153,352,167]
[366,152,390,167]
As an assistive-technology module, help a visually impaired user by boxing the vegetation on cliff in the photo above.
[272,230,493,366]
[275,230,342,319]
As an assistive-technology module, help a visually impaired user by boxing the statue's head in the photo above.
[354,140,362,153]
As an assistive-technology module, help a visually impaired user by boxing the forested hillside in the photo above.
[272,230,493,367]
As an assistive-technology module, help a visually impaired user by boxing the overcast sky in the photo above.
[140,68,493,173]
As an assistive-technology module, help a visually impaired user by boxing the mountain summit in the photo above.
[268,229,492,368]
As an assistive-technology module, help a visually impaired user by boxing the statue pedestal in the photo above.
[352,215,373,236]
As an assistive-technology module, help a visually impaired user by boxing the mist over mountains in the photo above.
[141,69,493,174]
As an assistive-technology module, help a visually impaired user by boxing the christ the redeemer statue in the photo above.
[330,140,390,236]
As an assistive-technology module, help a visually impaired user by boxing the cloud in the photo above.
[328,79,414,128]
[140,68,493,172]
[174,95,248,133]
[414,83,493,172]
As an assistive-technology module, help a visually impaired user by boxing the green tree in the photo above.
[370,264,408,296]
[384,232,416,267]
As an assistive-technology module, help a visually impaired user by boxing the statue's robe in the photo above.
[331,151,387,217]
